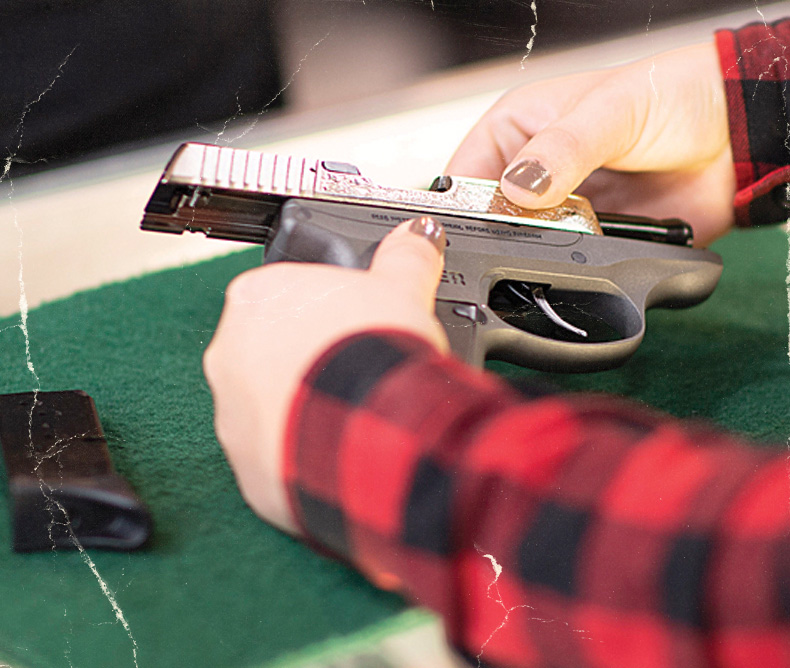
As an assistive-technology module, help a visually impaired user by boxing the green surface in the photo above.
[0,226,787,667]
[0,250,406,668]
[490,226,790,444]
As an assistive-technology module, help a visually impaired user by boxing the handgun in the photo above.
[141,142,722,372]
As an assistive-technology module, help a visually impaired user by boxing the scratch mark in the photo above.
[2,45,78,186]
[231,281,346,324]
[786,204,789,519]
[31,431,92,468]
[520,1,538,69]
[212,89,244,146]
[3,46,78,389]
[786,189,790,369]
[753,0,790,540]
[74,545,140,666]
[753,0,767,25]
[63,607,75,668]
[53,495,141,667]
[474,548,596,666]
[646,2,658,100]
[2,44,139,666]
[14,212,36,386]
[475,550,528,665]
[753,52,789,102]
[37,483,140,666]
[722,5,787,89]
[217,30,332,145]
[750,5,789,465]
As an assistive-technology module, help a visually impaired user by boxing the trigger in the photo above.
[508,284,589,339]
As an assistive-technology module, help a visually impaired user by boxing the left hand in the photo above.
[446,42,734,246]
[203,218,448,533]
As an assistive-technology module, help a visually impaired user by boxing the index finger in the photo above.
[445,108,530,179]
[444,71,607,179]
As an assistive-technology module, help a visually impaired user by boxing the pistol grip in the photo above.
[264,207,371,268]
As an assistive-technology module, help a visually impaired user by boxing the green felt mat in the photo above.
[0,226,787,667]
[491,226,790,443]
[0,250,407,668]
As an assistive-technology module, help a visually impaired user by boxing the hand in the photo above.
[203,218,448,533]
[446,42,735,247]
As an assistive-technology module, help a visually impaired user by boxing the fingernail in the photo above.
[504,160,551,195]
[409,216,446,253]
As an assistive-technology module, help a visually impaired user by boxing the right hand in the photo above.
[203,218,448,534]
[447,42,735,247]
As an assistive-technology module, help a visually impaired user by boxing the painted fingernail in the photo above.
[504,160,551,195]
[409,216,446,253]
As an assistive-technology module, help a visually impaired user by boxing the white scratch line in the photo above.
[786,189,790,369]
[2,45,78,184]
[76,546,140,666]
[765,0,790,568]
[753,52,788,102]
[2,44,138,666]
[32,431,92,469]
[646,2,658,100]
[13,205,38,386]
[243,283,348,324]
[4,47,78,389]
[722,7,787,90]
[752,0,767,25]
[474,548,596,666]
[520,1,538,69]
[213,88,243,145]
[41,491,140,666]
[220,30,332,144]
[786,194,790,514]
[476,550,524,665]
[721,35,777,80]
[785,187,790,520]
[28,481,141,665]
[4,46,78,388]
[64,607,75,668]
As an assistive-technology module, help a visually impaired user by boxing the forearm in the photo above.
[715,18,790,226]
[285,331,790,668]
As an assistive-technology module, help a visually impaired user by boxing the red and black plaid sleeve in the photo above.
[284,331,790,668]
[715,18,790,226]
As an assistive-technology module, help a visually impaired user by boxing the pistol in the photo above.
[141,142,722,372]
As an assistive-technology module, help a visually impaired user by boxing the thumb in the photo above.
[500,83,645,209]
[369,217,446,310]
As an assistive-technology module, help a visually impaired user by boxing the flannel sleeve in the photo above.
[715,18,790,227]
[284,331,790,668]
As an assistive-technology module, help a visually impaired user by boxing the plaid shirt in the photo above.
[285,332,790,668]
[283,20,790,668]
[715,18,790,226]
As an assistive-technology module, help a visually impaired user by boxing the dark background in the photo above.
[0,0,776,175]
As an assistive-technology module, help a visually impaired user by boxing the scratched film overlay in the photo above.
[0,2,788,667]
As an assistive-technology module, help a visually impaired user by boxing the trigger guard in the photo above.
[487,282,643,345]
[482,282,647,372]
[483,320,646,373]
